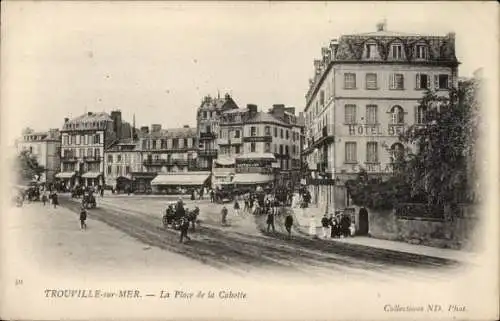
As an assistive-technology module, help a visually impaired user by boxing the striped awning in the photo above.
[236,153,276,161]
[215,157,235,166]
[55,172,76,178]
[232,173,274,184]
[82,172,102,178]
[151,171,210,186]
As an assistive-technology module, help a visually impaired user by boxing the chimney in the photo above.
[284,107,296,115]
[376,20,387,32]
[224,93,231,100]
[183,125,189,128]
[247,104,258,114]
[313,59,322,74]
[140,126,149,134]
[272,104,285,119]
[329,39,339,58]
[321,47,331,64]
[151,124,162,132]
[87,112,93,116]
[298,112,305,126]
[447,32,456,50]
[110,110,123,140]
[64,118,69,123]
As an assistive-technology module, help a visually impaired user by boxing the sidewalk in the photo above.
[290,206,480,264]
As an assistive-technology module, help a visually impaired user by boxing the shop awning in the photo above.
[55,172,76,179]
[232,173,274,184]
[236,153,276,161]
[82,172,102,178]
[151,171,210,186]
[214,156,235,166]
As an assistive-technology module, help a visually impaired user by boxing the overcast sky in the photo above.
[2,1,497,144]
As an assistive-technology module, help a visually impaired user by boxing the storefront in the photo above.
[82,172,103,187]
[150,171,211,194]
[130,172,157,194]
[55,171,76,189]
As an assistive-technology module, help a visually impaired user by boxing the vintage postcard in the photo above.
[1,1,498,320]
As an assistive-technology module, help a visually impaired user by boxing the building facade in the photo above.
[213,103,304,189]
[16,128,61,183]
[302,22,459,210]
[196,93,239,171]
[136,124,202,193]
[104,138,142,191]
[57,110,131,188]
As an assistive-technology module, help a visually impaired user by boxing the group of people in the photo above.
[16,185,60,208]
[163,199,200,243]
[320,212,354,239]
[219,197,295,238]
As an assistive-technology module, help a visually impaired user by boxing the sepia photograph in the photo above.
[1,1,498,320]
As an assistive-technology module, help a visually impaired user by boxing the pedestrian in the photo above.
[244,197,249,212]
[321,213,330,239]
[341,214,351,238]
[210,190,215,203]
[221,206,228,225]
[41,191,48,206]
[284,210,294,238]
[266,207,275,233]
[179,217,191,243]
[52,192,59,208]
[234,199,240,216]
[80,206,87,230]
[100,187,104,198]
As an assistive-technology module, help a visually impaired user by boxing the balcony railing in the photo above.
[200,132,216,140]
[83,156,101,162]
[143,159,167,166]
[198,149,218,157]
[171,159,189,166]
[61,156,78,162]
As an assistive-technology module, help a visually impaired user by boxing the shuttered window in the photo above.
[345,142,357,163]
[366,105,378,124]
[416,74,430,89]
[344,73,356,89]
[366,73,378,89]
[344,105,357,124]
[390,73,405,90]
[366,142,378,163]
[434,74,451,89]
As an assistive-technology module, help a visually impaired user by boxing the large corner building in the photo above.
[302,22,459,211]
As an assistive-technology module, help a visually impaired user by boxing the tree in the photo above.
[399,86,474,206]
[16,150,45,184]
[346,83,478,212]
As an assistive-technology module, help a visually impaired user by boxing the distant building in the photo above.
[213,103,304,190]
[196,93,239,171]
[16,128,61,183]
[302,22,459,210]
[137,124,209,193]
[57,110,132,188]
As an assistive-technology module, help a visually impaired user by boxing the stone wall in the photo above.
[351,205,480,250]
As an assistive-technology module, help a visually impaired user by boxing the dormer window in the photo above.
[415,44,428,59]
[390,44,403,60]
[365,43,378,59]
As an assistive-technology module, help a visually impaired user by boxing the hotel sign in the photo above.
[347,124,406,137]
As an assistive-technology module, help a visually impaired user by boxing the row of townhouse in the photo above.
[42,93,304,193]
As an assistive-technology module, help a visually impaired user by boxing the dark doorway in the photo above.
[358,207,369,236]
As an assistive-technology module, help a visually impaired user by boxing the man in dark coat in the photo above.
[80,206,87,230]
[221,206,228,225]
[179,217,191,243]
[284,209,294,238]
[266,208,275,233]
[340,214,351,237]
